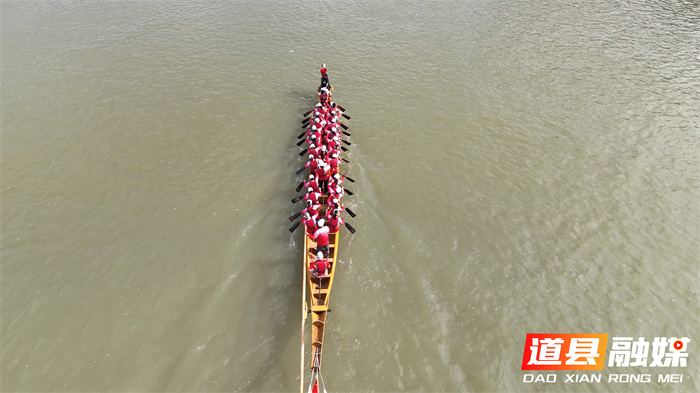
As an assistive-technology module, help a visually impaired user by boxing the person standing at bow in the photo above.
[319,63,331,91]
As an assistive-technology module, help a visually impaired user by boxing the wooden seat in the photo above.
[313,320,325,327]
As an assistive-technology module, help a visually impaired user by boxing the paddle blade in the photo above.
[342,139,351,146]
[345,189,354,196]
[340,124,348,130]
[289,212,302,222]
[342,158,350,164]
[338,105,346,112]
[344,222,356,234]
[295,167,306,176]
[297,131,306,139]
[341,146,347,152]
[301,118,310,124]
[303,110,312,117]
[295,181,304,192]
[342,131,351,137]
[289,221,301,233]
[344,175,355,183]
[299,148,308,156]
[342,114,351,120]
[291,195,303,204]
[296,139,305,146]
[346,207,356,218]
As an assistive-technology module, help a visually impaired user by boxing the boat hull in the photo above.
[304,217,339,372]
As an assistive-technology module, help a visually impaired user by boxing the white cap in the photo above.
[334,174,340,179]
[308,187,313,193]
[312,125,317,130]
[309,174,314,179]
[318,219,325,227]
[332,153,338,158]
[317,251,324,259]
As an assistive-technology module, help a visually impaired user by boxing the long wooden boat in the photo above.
[294,66,352,393]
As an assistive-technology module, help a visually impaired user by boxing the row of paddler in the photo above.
[288,100,357,238]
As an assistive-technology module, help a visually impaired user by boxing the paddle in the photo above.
[346,208,356,218]
[302,118,310,124]
[342,131,351,137]
[299,148,308,156]
[342,139,351,146]
[296,139,305,146]
[291,195,304,203]
[289,221,301,233]
[341,174,355,183]
[295,181,304,192]
[341,146,348,152]
[344,222,356,234]
[297,131,306,139]
[303,110,312,117]
[295,167,306,176]
[340,124,348,130]
[289,212,302,222]
[342,114,351,120]
[342,158,350,164]
[338,105,346,112]
[345,189,354,196]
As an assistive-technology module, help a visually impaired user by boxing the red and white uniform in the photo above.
[329,184,344,200]
[310,259,329,277]
[303,178,319,192]
[326,213,344,233]
[317,165,330,183]
[302,203,320,221]
[312,226,330,248]
[329,156,340,175]
[304,216,318,237]
[303,189,321,204]
[328,199,344,213]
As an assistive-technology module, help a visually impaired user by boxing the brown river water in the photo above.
[2,1,698,392]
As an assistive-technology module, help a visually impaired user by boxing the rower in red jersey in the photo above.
[303,187,322,204]
[302,200,320,221]
[326,208,344,234]
[304,174,319,191]
[303,213,318,237]
[309,251,329,277]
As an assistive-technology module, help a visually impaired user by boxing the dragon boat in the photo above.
[290,67,354,393]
